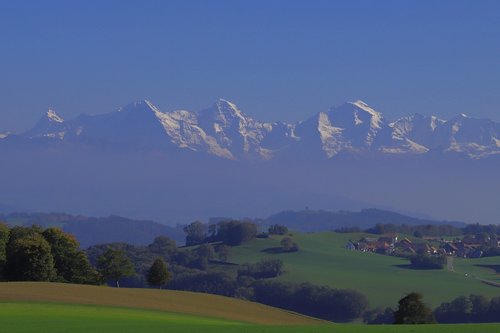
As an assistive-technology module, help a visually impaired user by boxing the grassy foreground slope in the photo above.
[1,303,500,333]
[1,283,499,333]
[0,282,318,325]
[229,232,500,308]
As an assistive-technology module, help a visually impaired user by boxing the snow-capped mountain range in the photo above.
[7,99,500,159]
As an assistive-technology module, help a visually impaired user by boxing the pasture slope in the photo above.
[0,282,499,332]
[228,232,500,308]
[0,282,317,325]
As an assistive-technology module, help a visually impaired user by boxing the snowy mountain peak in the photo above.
[217,98,238,109]
[349,100,383,129]
[46,108,64,123]
[144,100,162,113]
[351,99,370,108]
[118,99,160,114]
[214,99,245,120]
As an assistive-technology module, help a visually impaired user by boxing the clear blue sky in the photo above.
[1,0,499,132]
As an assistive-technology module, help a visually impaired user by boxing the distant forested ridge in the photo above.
[0,213,184,247]
[265,208,465,232]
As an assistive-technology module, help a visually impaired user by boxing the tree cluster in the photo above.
[87,236,179,287]
[0,224,98,284]
[409,254,445,270]
[268,224,289,235]
[237,259,284,279]
[253,280,369,322]
[435,294,500,323]
[184,220,258,246]
[168,271,236,296]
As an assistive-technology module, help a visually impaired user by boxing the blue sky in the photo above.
[1,0,499,132]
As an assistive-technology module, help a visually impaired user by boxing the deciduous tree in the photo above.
[6,232,56,281]
[183,221,206,246]
[394,292,436,324]
[97,248,134,288]
[147,258,171,289]
[42,228,98,284]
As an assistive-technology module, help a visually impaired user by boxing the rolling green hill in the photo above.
[1,283,500,333]
[0,282,317,325]
[228,232,500,308]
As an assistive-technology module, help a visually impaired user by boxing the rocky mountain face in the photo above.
[8,99,500,160]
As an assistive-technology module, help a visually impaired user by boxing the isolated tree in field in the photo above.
[147,258,171,289]
[394,292,436,324]
[280,237,299,252]
[97,248,134,288]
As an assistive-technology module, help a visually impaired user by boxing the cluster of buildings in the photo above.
[345,234,487,259]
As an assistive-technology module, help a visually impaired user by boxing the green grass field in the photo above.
[0,282,317,325]
[228,232,500,308]
[1,302,499,333]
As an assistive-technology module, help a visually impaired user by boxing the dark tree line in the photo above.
[364,293,435,325]
[168,272,237,297]
[409,254,445,270]
[363,223,463,237]
[253,280,369,322]
[366,293,500,325]
[237,259,284,279]
[184,220,257,246]
[268,224,288,235]
[435,294,500,323]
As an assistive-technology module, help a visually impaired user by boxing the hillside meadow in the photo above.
[0,282,317,325]
[1,283,499,333]
[227,232,500,308]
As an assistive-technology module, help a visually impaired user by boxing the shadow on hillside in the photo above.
[261,247,286,254]
[475,264,500,274]
[393,264,441,270]
[208,259,238,266]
